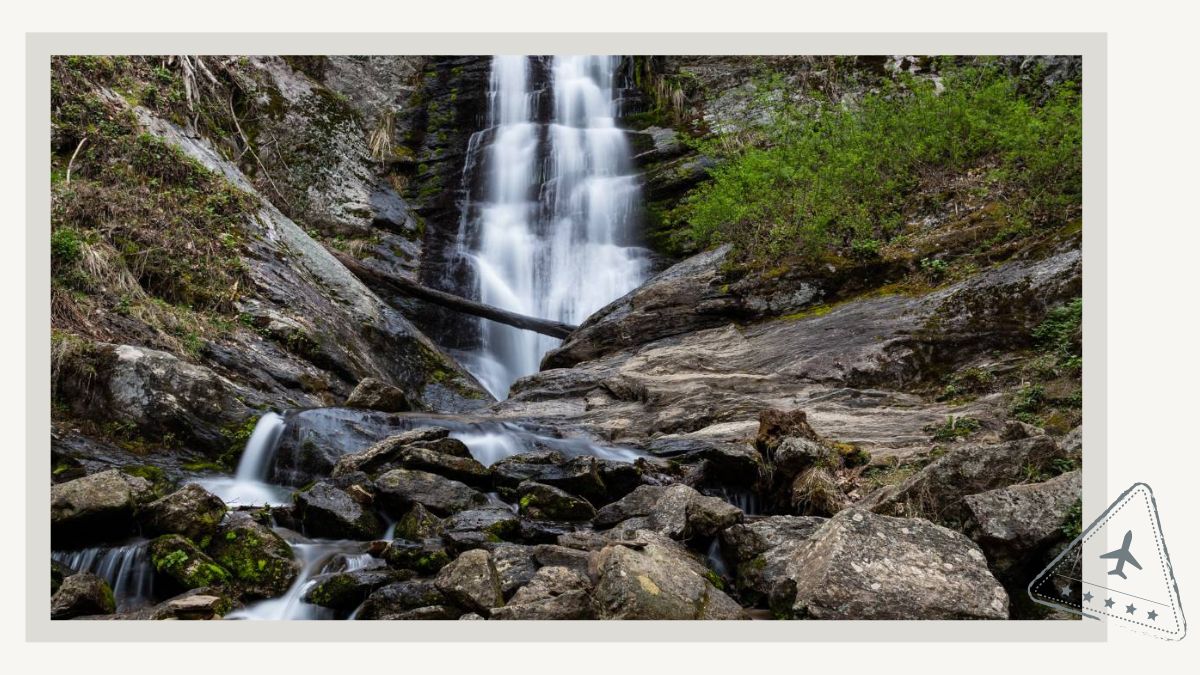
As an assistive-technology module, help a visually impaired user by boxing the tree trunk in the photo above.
[331,250,577,340]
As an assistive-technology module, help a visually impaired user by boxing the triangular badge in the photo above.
[1029,483,1186,640]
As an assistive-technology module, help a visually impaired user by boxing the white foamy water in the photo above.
[454,55,649,398]
[193,412,291,507]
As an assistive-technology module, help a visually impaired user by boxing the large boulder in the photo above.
[149,535,232,590]
[487,543,539,599]
[434,549,504,616]
[50,572,115,619]
[963,469,1082,576]
[354,579,449,620]
[490,452,642,506]
[392,503,443,541]
[344,377,412,413]
[595,484,743,540]
[329,426,458,477]
[142,588,236,620]
[767,509,1008,619]
[51,469,154,545]
[53,342,254,454]
[541,245,742,369]
[592,530,745,620]
[440,508,521,551]
[138,484,227,542]
[304,569,410,611]
[383,538,452,575]
[516,482,596,521]
[374,469,488,517]
[491,566,596,620]
[719,515,827,606]
[293,482,383,540]
[204,512,299,599]
[866,436,1074,528]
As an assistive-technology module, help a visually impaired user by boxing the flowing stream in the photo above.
[193,412,292,507]
[453,55,649,398]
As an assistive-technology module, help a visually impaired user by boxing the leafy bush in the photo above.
[673,61,1081,262]
[1033,297,1082,370]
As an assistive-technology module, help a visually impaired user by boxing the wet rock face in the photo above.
[294,481,383,540]
[138,484,227,542]
[51,469,155,546]
[51,572,116,619]
[592,530,746,620]
[354,579,449,620]
[55,343,254,454]
[768,509,1009,620]
[374,468,489,517]
[304,568,410,611]
[516,482,597,522]
[344,377,413,413]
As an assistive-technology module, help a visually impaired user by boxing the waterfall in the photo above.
[454,55,649,398]
[52,540,156,611]
[193,412,290,507]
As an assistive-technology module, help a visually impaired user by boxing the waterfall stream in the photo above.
[193,412,291,507]
[453,55,649,398]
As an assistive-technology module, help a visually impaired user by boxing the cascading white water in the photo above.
[193,412,290,507]
[52,540,156,611]
[457,55,649,398]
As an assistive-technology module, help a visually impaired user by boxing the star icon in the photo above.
[1082,591,1094,603]
[1147,610,1158,621]
[1126,603,1137,615]
[1104,597,1115,608]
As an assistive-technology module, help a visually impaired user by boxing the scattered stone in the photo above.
[355,579,447,620]
[866,436,1073,527]
[719,516,827,606]
[532,544,592,578]
[487,543,538,599]
[330,427,453,477]
[595,484,743,540]
[294,482,383,540]
[963,469,1082,575]
[51,572,115,619]
[492,566,596,620]
[345,377,412,413]
[146,588,236,620]
[374,469,489,517]
[440,508,520,550]
[383,538,452,575]
[393,503,443,540]
[768,509,1008,619]
[304,569,410,611]
[139,484,228,542]
[434,549,504,616]
[592,530,745,620]
[51,469,154,545]
[517,481,596,521]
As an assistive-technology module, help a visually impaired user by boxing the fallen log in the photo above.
[331,250,577,340]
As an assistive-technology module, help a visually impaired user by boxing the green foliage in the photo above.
[1010,384,1046,420]
[50,227,83,265]
[928,415,981,441]
[1033,298,1082,371]
[673,62,1081,262]
[1061,498,1083,539]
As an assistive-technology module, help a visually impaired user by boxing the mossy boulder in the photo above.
[139,484,227,542]
[304,568,410,611]
[394,503,443,541]
[51,572,116,619]
[149,534,232,590]
[204,512,299,599]
[383,538,452,575]
[516,481,596,521]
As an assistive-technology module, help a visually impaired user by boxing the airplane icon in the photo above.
[1100,530,1143,580]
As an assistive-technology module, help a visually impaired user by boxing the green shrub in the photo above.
[673,62,1081,262]
[1033,297,1082,370]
